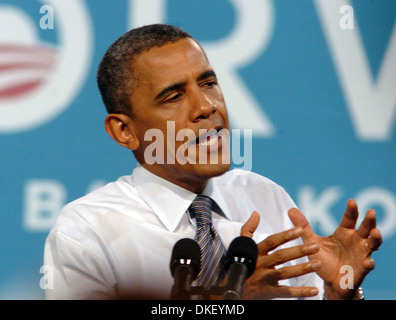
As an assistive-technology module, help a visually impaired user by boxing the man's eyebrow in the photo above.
[197,70,217,82]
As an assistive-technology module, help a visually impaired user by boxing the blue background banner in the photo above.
[0,0,395,299]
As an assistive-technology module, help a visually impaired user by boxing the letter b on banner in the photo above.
[23,180,66,231]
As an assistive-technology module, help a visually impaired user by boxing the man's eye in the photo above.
[204,80,217,88]
[164,93,181,103]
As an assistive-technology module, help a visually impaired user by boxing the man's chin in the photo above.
[193,162,231,179]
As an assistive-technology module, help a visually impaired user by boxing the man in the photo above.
[44,24,382,300]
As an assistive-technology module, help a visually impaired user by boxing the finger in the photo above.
[240,211,260,238]
[273,286,319,299]
[366,227,383,252]
[258,227,302,255]
[288,208,316,243]
[261,243,319,268]
[339,199,359,229]
[362,257,376,272]
[267,259,322,281]
[357,209,376,238]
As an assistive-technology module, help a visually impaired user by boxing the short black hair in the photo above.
[97,24,193,116]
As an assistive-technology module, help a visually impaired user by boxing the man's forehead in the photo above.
[134,38,208,72]
[131,38,211,89]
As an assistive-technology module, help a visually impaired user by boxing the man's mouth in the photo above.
[195,127,223,151]
[176,125,230,164]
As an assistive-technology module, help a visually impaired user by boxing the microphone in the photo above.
[222,236,258,300]
[170,238,201,300]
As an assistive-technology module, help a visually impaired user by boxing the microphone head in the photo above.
[170,238,201,279]
[225,236,258,276]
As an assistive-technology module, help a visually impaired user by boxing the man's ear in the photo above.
[104,114,140,150]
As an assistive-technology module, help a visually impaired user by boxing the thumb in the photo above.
[288,207,316,242]
[241,211,260,238]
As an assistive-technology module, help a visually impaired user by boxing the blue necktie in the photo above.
[190,195,226,289]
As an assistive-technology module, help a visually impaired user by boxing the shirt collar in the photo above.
[131,165,232,232]
[201,177,234,221]
[132,165,196,232]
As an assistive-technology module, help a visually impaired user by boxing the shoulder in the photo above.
[47,174,145,237]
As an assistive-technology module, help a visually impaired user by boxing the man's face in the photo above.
[128,38,230,193]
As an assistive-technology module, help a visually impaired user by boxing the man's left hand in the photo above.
[288,199,383,300]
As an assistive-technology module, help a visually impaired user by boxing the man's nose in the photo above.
[190,88,216,121]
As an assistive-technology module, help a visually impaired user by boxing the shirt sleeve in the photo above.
[44,231,117,300]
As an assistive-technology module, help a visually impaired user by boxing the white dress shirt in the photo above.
[44,166,324,299]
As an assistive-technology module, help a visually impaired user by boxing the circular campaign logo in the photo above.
[0,0,92,134]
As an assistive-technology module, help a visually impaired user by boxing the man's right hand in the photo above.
[240,211,321,299]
